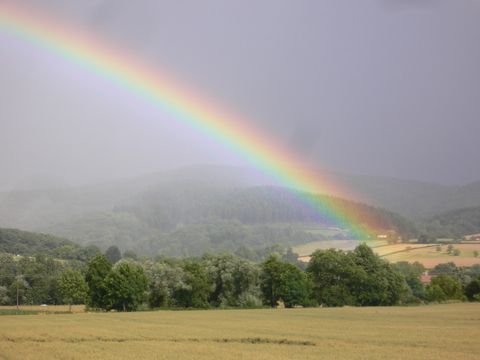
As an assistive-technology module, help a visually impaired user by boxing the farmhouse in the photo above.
[420,272,432,285]
[465,233,480,241]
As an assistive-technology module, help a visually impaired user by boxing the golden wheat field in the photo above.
[0,305,85,313]
[379,243,480,268]
[1,304,479,359]
[294,240,480,268]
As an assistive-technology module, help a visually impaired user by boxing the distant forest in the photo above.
[1,166,480,256]
[44,186,417,256]
[417,206,480,239]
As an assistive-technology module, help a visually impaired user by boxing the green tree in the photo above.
[277,262,312,308]
[58,269,88,312]
[0,286,9,305]
[12,255,65,305]
[351,244,406,306]
[393,261,426,301]
[430,262,468,284]
[425,284,447,302]
[307,249,358,307]
[173,261,211,308]
[260,255,311,308]
[0,253,66,306]
[145,260,186,308]
[464,278,480,301]
[307,245,407,307]
[105,246,122,264]
[473,250,479,258]
[204,254,260,308]
[467,264,480,279]
[11,275,29,309]
[85,254,112,309]
[260,255,287,307]
[104,261,148,311]
[426,275,464,302]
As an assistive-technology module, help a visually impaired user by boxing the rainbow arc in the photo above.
[0,3,379,239]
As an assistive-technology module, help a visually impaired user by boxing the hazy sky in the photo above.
[1,0,479,190]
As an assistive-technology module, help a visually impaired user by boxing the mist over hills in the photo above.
[420,206,480,239]
[334,173,480,219]
[0,165,479,256]
[2,165,480,222]
[34,184,415,257]
[0,166,264,229]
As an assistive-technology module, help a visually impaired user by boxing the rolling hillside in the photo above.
[333,173,480,219]
[0,227,92,260]
[42,185,416,256]
[418,206,480,238]
[2,165,479,229]
[1,165,478,257]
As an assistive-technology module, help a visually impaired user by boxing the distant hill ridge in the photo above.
[0,165,479,256]
[34,184,415,256]
[331,173,480,219]
[1,165,479,227]
[419,206,480,238]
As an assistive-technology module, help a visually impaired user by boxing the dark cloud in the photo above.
[1,0,479,189]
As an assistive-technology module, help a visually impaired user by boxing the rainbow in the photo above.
[0,3,377,239]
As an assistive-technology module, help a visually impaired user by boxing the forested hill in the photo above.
[1,166,480,232]
[0,166,274,231]
[116,185,415,234]
[333,174,480,219]
[418,206,480,238]
[43,185,416,257]
[0,227,96,260]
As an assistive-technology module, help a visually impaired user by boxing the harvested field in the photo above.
[0,304,479,359]
[0,305,85,314]
[382,243,480,268]
[293,239,388,257]
[295,240,480,268]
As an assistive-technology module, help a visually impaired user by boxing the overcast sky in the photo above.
[1,0,479,190]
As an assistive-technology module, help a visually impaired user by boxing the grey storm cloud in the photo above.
[0,0,479,190]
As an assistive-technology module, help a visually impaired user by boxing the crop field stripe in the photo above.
[379,244,438,258]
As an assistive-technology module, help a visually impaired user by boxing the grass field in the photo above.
[0,304,479,359]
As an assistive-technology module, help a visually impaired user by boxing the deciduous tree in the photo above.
[426,275,464,302]
[260,255,311,307]
[105,246,122,264]
[85,254,111,309]
[104,261,148,311]
[58,269,88,311]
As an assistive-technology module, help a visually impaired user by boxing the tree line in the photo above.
[2,244,480,311]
